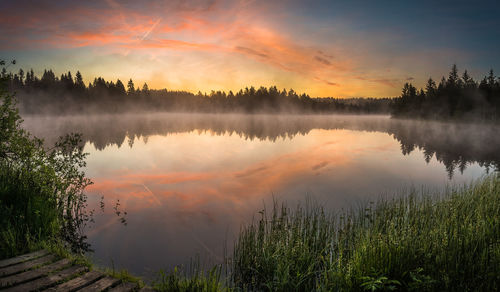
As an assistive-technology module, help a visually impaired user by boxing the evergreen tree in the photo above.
[127,79,135,95]
[18,69,24,85]
[392,65,500,120]
[75,71,85,89]
[425,78,437,96]
[487,69,496,86]
[447,64,459,88]
[115,79,126,95]
[142,82,149,93]
[462,70,476,89]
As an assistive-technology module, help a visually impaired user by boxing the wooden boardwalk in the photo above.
[0,250,153,291]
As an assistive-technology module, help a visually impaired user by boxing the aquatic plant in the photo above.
[152,175,499,291]
[231,175,500,291]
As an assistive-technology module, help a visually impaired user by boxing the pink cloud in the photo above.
[86,136,353,215]
[0,0,410,96]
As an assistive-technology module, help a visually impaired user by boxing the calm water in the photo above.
[22,114,499,279]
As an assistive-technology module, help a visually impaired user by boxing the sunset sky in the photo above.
[1,0,499,97]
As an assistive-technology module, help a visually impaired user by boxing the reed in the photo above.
[231,175,500,291]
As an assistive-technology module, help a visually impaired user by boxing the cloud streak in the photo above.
[2,0,495,97]
[0,0,361,95]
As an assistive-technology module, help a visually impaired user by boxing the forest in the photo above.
[4,64,500,120]
[1,67,391,115]
[392,65,500,120]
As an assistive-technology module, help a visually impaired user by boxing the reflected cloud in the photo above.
[22,114,500,177]
[26,113,493,278]
[312,161,329,171]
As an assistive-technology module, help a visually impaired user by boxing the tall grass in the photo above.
[153,265,228,292]
[153,175,499,291]
[231,175,500,291]
[0,166,59,257]
[0,74,92,258]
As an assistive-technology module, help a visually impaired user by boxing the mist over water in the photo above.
[21,113,498,279]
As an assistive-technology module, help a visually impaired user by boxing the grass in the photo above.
[0,165,60,258]
[0,76,147,289]
[231,175,500,291]
[154,174,500,291]
[1,76,92,258]
[152,265,228,292]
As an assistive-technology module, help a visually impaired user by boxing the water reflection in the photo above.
[23,114,500,176]
[19,114,498,278]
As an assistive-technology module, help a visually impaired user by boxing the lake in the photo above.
[21,113,499,280]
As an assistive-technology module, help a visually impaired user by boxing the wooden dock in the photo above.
[0,250,153,291]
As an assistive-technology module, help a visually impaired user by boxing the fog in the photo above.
[15,112,498,277]
[21,113,500,177]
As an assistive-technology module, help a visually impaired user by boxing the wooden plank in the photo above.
[0,258,71,287]
[45,270,103,292]
[0,250,50,268]
[108,281,139,292]
[0,254,56,277]
[3,265,87,292]
[77,276,120,292]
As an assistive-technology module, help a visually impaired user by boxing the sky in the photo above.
[1,0,499,97]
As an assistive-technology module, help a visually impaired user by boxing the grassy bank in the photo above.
[154,175,500,291]
[0,75,145,289]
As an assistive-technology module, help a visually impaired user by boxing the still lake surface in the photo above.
[22,114,499,279]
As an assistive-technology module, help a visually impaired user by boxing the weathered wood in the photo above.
[77,276,121,292]
[0,250,50,269]
[45,270,104,292]
[0,258,71,287]
[0,251,142,292]
[108,281,139,292]
[0,254,56,277]
[3,264,87,292]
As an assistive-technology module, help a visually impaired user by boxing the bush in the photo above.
[0,66,92,258]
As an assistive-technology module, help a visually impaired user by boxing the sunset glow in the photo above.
[2,0,499,97]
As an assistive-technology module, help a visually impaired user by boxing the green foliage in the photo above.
[231,175,500,291]
[151,175,500,291]
[40,240,93,268]
[0,64,92,258]
[405,268,435,291]
[152,266,227,292]
[359,274,400,291]
[102,265,144,288]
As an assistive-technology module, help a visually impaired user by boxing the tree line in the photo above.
[2,68,391,115]
[392,65,500,120]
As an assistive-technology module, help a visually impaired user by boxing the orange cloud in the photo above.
[86,131,355,215]
[0,0,409,97]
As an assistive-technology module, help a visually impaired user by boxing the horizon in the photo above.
[8,66,402,99]
[1,1,500,288]
[1,0,500,98]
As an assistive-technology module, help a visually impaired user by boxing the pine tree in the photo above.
[142,82,149,93]
[75,71,85,89]
[18,69,24,85]
[127,79,135,95]
[462,70,476,89]
[425,78,437,96]
[447,64,459,88]
[487,69,495,86]
[115,79,126,95]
